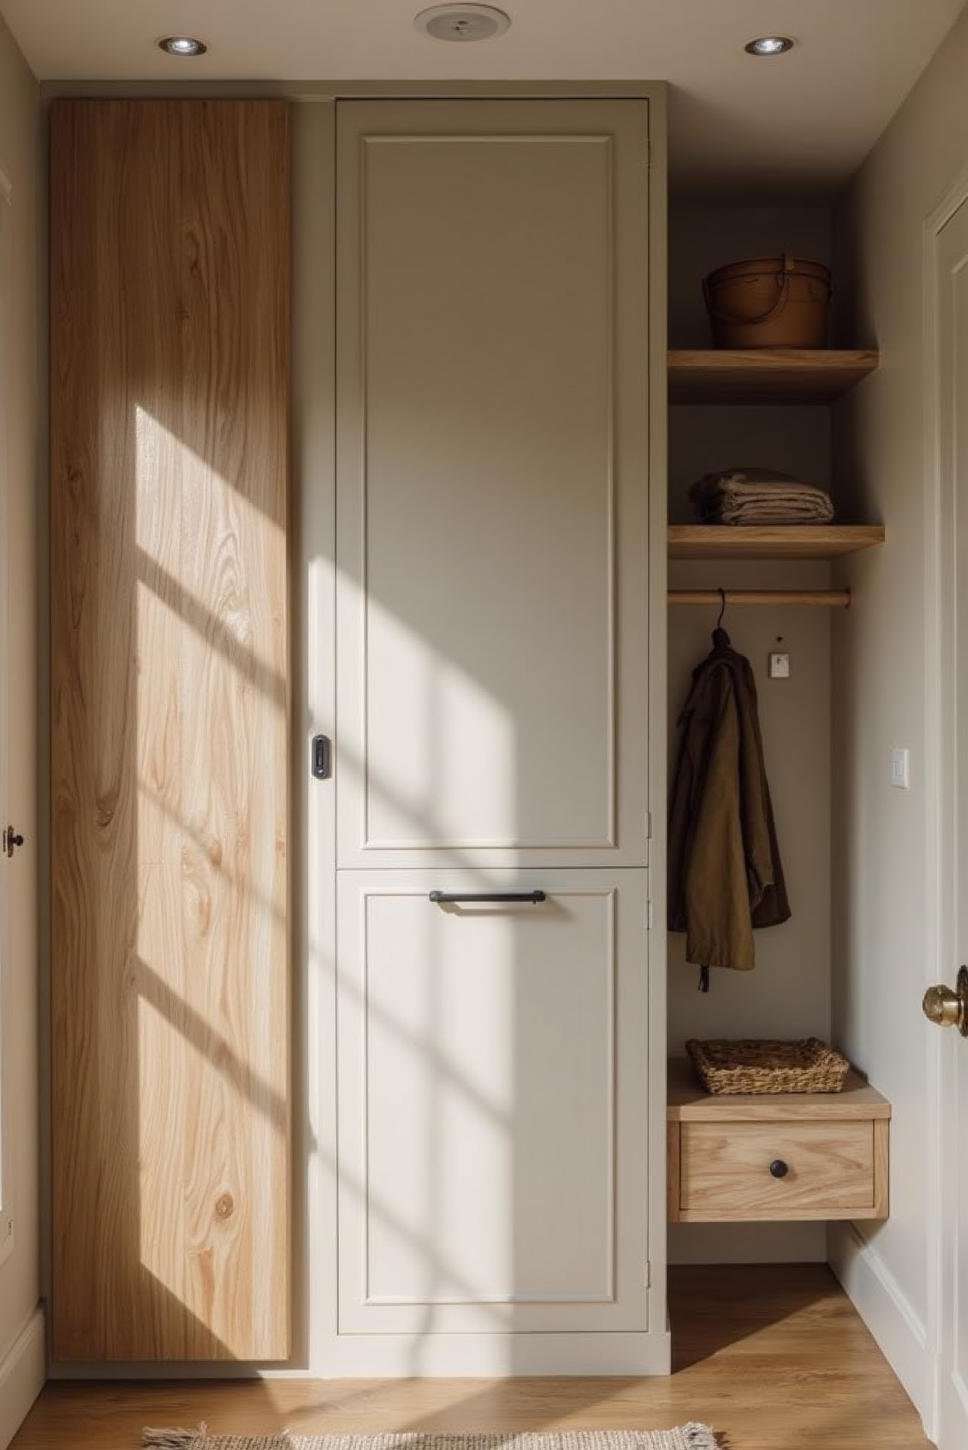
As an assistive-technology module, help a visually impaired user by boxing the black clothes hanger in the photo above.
[712,587,730,648]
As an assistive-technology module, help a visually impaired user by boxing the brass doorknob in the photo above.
[923,966,968,1036]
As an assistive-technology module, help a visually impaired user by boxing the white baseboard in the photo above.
[828,1223,930,1421]
[51,1331,672,1380]
[0,1307,45,1450]
[316,1329,673,1377]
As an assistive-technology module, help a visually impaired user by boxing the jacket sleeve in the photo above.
[734,658,791,926]
[735,665,776,909]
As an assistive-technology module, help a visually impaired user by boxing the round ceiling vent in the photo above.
[414,3,511,42]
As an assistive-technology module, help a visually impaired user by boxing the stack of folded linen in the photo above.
[689,467,835,525]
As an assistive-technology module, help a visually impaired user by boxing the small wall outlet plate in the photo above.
[768,652,790,679]
[890,746,911,790]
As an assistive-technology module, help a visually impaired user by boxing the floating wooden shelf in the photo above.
[667,1059,891,1224]
[668,524,885,561]
[668,349,879,405]
[667,1058,891,1123]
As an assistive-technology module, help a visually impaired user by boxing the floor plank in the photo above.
[11,1266,932,1450]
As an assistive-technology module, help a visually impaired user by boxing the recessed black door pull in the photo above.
[311,734,331,780]
[429,890,547,905]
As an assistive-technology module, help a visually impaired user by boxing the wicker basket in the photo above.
[686,1038,851,1095]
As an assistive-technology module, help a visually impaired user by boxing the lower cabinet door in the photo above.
[336,870,650,1333]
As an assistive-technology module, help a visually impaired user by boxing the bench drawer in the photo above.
[670,1118,889,1222]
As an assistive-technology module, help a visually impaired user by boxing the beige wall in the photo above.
[667,562,834,1267]
[667,203,834,1263]
[830,0,968,1417]
[0,7,43,1431]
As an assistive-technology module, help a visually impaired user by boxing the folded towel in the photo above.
[690,468,834,526]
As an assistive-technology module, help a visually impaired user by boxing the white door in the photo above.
[336,870,648,1334]
[334,98,650,869]
[928,193,968,1447]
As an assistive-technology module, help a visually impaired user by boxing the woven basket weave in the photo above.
[686,1037,851,1095]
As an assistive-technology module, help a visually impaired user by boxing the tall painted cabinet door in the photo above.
[335,99,651,869]
[336,870,649,1335]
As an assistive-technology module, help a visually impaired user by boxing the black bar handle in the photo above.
[429,890,546,905]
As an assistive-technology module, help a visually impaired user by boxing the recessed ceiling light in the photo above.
[159,35,207,57]
[745,35,794,56]
[414,4,511,42]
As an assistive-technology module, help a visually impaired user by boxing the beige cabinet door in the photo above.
[335,870,649,1334]
[335,99,650,868]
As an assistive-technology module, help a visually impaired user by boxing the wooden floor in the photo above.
[12,1266,932,1450]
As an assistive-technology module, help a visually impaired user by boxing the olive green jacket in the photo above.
[668,629,790,974]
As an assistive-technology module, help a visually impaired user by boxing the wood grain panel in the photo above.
[873,1117,890,1220]
[667,524,885,560]
[668,348,878,404]
[50,99,290,1361]
[678,1120,876,1222]
[667,1122,681,1225]
[667,1057,892,1119]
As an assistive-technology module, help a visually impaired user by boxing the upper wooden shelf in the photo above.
[669,524,885,560]
[668,348,879,405]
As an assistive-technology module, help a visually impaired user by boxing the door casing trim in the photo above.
[921,161,968,1447]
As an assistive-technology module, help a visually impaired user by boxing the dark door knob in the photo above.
[769,1159,789,1179]
[3,825,24,858]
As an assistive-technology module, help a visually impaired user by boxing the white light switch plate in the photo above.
[890,746,911,790]
[768,652,790,679]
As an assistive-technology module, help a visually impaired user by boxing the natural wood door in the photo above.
[50,100,290,1361]
[335,99,650,868]
[335,870,649,1334]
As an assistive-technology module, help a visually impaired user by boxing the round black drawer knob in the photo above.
[769,1159,789,1179]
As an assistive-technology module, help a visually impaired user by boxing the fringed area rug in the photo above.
[143,1430,719,1450]
[143,1426,718,1450]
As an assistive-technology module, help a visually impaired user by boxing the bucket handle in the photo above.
[703,252,798,327]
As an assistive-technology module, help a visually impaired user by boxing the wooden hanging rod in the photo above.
[668,589,851,608]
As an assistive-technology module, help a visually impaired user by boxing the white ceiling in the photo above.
[3,0,965,193]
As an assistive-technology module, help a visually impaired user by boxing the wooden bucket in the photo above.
[703,253,831,348]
